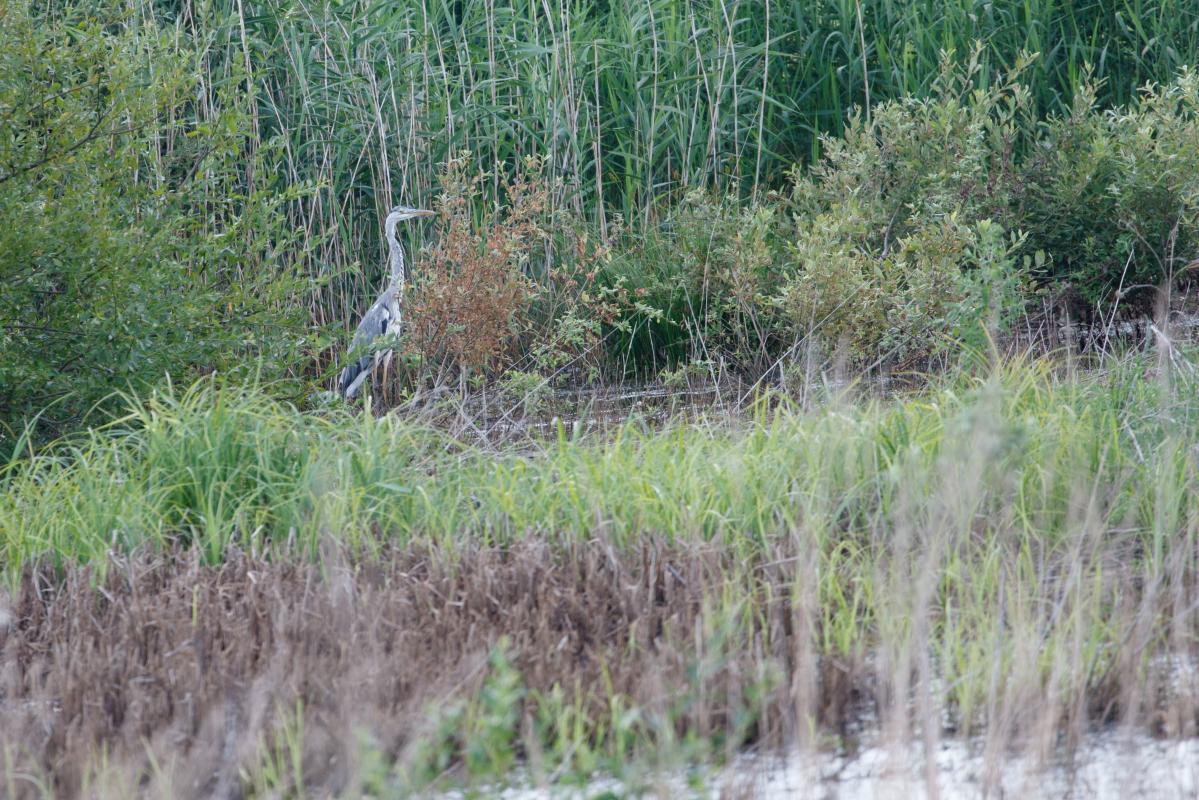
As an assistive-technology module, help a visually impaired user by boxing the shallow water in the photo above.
[443,732,1199,799]
[727,734,1199,799]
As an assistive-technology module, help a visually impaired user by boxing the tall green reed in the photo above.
[142,0,1199,335]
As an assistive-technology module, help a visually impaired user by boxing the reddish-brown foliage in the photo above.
[405,157,549,376]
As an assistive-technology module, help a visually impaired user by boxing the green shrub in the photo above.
[667,191,788,373]
[1026,71,1199,304]
[780,56,1199,365]
[588,191,790,377]
[0,1,312,452]
[563,56,1199,375]
[779,55,1034,364]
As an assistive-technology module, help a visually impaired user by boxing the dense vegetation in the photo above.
[3,0,1199,450]
[3,353,1199,794]
[0,1,312,446]
[4,2,1199,793]
[4,351,1196,583]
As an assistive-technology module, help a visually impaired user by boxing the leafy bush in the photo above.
[780,54,1035,364]
[781,56,1199,365]
[404,156,545,380]
[1026,72,1199,304]
[508,55,1199,379]
[0,1,311,451]
[398,158,648,389]
[588,192,789,378]
[784,214,1028,366]
[662,192,788,372]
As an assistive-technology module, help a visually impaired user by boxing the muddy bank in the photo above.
[368,305,1199,445]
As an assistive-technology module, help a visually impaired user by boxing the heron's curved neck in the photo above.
[385,220,405,289]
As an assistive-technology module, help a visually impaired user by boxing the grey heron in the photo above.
[337,204,435,398]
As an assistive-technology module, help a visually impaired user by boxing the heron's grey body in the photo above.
[338,205,434,398]
[338,286,402,399]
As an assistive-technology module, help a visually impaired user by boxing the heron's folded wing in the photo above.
[338,354,374,397]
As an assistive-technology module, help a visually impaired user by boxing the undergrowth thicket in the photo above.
[3,0,1199,448]
[5,1,1199,794]
[386,56,1199,388]
[2,351,1199,795]
[3,349,1194,577]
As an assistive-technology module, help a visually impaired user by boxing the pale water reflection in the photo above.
[446,733,1199,799]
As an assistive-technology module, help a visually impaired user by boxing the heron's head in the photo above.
[386,204,435,224]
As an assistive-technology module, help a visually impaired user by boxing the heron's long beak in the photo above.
[411,209,435,217]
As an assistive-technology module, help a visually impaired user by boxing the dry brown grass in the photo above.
[0,541,798,797]
[4,528,1195,798]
